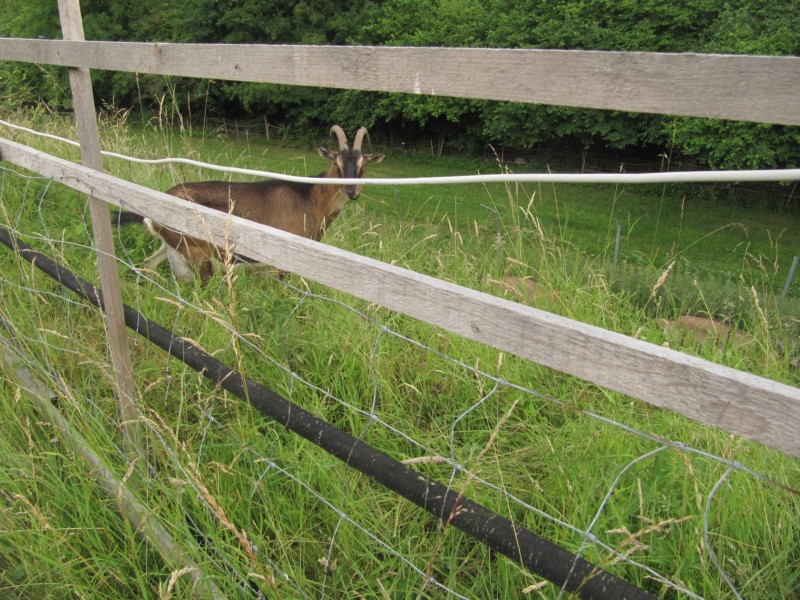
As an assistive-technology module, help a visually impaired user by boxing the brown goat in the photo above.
[116,125,384,282]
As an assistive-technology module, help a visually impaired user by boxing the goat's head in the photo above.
[318,125,385,200]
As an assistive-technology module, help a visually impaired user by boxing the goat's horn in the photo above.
[352,127,369,151]
[329,125,349,151]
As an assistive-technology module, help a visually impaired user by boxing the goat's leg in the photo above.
[142,242,169,271]
[165,245,196,283]
[142,217,170,272]
[197,259,214,282]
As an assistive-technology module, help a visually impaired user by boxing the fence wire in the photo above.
[0,158,798,599]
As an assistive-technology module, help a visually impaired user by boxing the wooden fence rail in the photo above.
[1,36,799,457]
[1,137,798,456]
[1,38,799,126]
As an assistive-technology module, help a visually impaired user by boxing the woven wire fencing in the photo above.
[0,157,798,599]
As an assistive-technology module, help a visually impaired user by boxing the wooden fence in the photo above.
[2,39,799,126]
[0,3,799,459]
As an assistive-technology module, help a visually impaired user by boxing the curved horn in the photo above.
[352,127,369,151]
[329,125,349,151]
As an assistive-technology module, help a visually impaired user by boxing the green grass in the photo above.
[0,108,798,598]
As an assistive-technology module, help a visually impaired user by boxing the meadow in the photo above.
[0,109,798,598]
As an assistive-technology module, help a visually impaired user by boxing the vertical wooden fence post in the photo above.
[57,0,141,456]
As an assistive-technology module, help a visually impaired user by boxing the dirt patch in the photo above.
[489,276,559,306]
[662,315,755,348]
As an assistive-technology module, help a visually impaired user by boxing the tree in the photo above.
[1,0,796,173]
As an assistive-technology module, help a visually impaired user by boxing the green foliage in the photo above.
[359,0,490,47]
[0,0,61,39]
[1,0,799,177]
[705,1,800,55]
[485,0,720,51]
[666,119,800,170]
[0,0,70,110]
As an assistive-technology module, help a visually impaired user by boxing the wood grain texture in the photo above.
[56,0,140,453]
[1,137,798,456]
[0,38,798,125]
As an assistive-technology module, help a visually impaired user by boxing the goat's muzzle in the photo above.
[344,184,361,200]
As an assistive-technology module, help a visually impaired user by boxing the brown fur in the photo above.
[142,126,383,282]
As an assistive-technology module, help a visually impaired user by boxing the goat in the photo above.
[114,125,384,282]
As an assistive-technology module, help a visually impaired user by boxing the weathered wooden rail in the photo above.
[2,137,799,456]
[1,38,799,125]
[0,22,798,458]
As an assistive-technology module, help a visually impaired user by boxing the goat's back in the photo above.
[167,180,326,238]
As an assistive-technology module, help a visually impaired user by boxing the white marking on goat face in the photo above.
[336,151,366,200]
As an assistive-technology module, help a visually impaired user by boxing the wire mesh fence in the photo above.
[1,159,797,598]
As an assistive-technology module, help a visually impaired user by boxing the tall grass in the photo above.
[0,108,798,598]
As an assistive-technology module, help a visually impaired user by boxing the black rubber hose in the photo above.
[0,225,656,600]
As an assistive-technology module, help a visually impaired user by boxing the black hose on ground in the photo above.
[0,225,656,600]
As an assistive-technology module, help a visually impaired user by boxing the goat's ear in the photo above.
[364,153,385,164]
[317,146,336,161]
